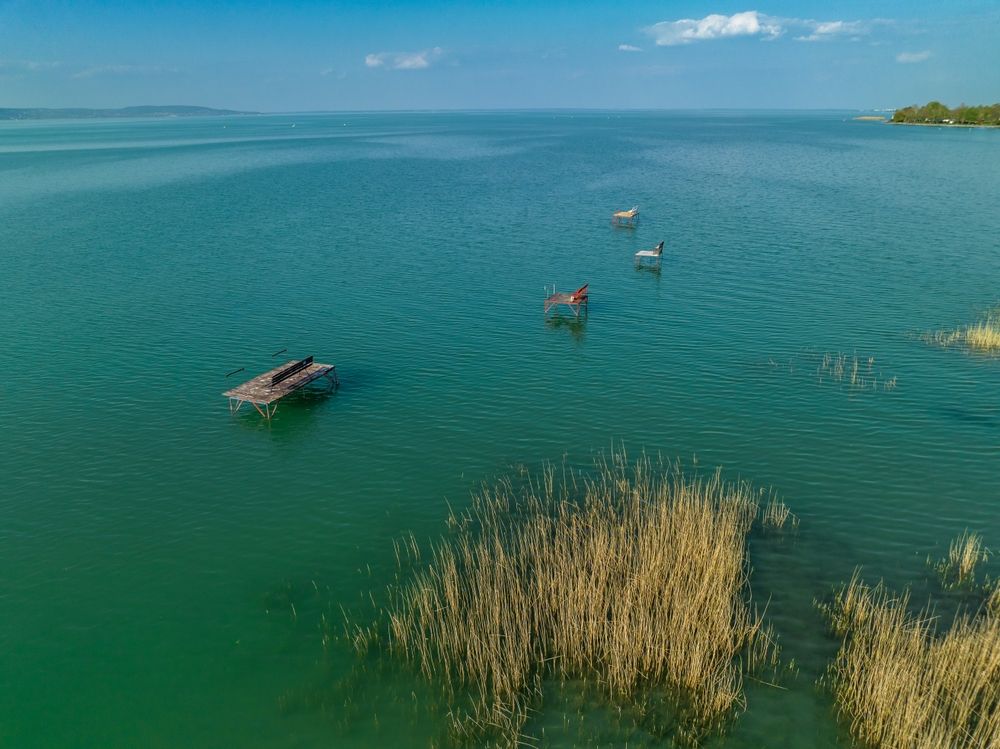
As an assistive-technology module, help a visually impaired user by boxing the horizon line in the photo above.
[1,104,902,115]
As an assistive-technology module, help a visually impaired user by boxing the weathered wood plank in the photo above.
[223,360,337,405]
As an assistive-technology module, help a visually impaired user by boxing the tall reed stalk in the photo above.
[932,530,989,588]
[384,454,780,745]
[762,496,797,530]
[821,572,1000,748]
[988,584,1000,617]
[817,351,897,391]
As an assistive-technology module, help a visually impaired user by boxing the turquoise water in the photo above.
[1,111,998,747]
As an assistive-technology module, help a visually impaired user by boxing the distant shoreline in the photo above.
[889,121,1000,129]
[852,115,999,129]
[890,101,1000,128]
[0,105,255,121]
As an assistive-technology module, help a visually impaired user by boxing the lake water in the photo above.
[1,111,998,748]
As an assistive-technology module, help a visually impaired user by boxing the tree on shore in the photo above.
[892,101,1000,125]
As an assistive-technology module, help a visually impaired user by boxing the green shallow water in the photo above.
[1,111,998,747]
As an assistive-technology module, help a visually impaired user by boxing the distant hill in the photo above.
[0,105,255,120]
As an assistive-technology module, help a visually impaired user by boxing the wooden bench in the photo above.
[271,356,314,386]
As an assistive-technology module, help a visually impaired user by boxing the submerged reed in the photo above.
[817,352,897,391]
[762,497,798,530]
[927,306,1000,353]
[384,454,780,745]
[932,530,989,588]
[821,572,1000,749]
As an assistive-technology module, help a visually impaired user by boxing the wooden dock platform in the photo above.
[544,284,589,318]
[612,206,639,227]
[223,356,338,419]
[635,240,664,265]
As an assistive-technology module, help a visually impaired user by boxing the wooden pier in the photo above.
[223,356,338,419]
[544,284,589,318]
[612,206,639,227]
[635,240,664,265]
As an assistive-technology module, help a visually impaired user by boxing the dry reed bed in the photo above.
[989,584,1000,617]
[822,571,1000,749]
[383,456,785,745]
[927,307,1000,354]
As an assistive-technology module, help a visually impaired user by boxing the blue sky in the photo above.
[0,0,997,110]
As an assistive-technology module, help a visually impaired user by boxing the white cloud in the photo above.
[618,44,643,52]
[25,60,61,71]
[795,19,872,41]
[0,59,60,72]
[365,47,443,70]
[395,51,434,70]
[645,11,782,46]
[73,64,179,79]
[896,50,931,63]
[644,11,890,46]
